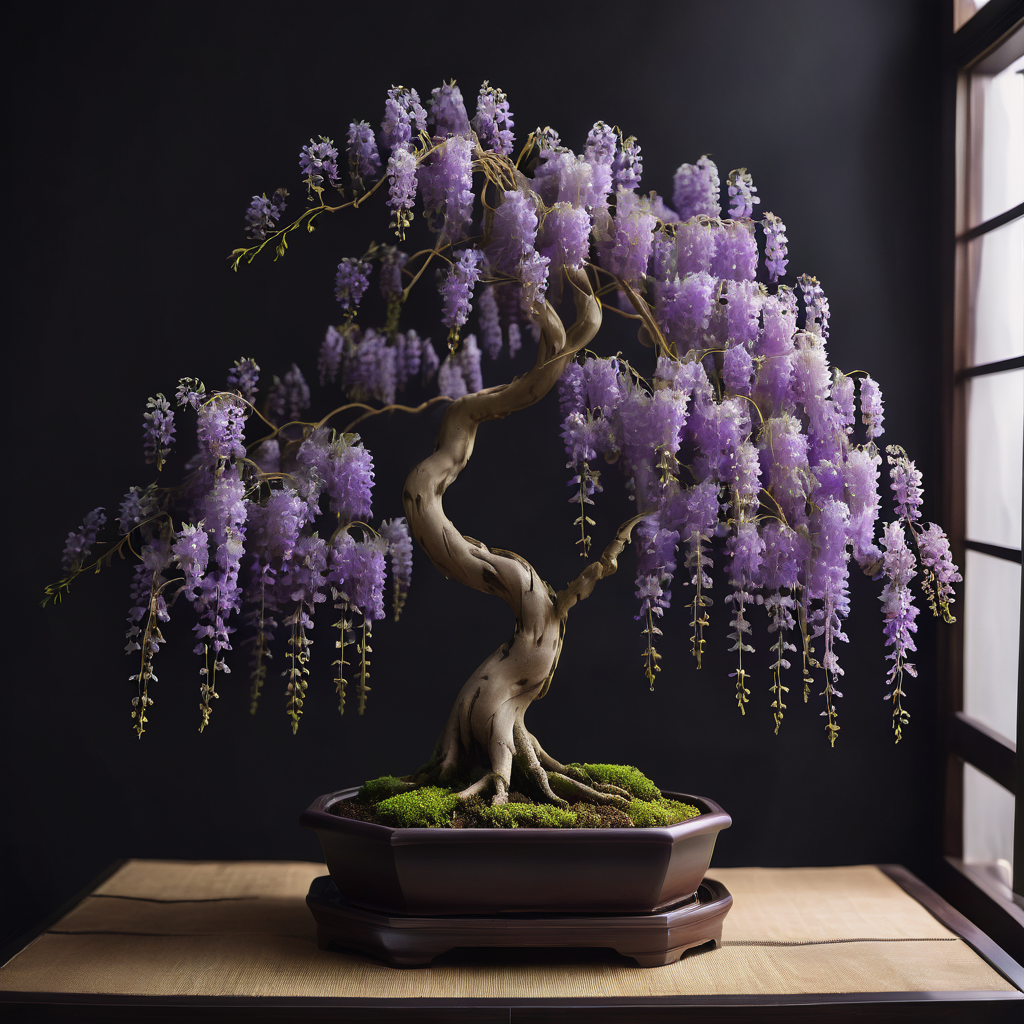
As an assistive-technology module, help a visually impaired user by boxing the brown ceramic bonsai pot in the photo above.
[300,787,731,915]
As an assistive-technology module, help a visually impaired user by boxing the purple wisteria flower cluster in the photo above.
[63,79,959,749]
[50,352,416,738]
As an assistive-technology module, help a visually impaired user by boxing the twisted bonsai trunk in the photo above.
[402,269,644,807]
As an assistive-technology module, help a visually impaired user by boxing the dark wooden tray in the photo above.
[306,874,733,968]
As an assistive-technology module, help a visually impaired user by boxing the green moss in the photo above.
[661,798,701,824]
[480,803,579,829]
[626,798,701,827]
[626,799,670,827]
[376,787,460,828]
[357,775,416,803]
[568,763,662,802]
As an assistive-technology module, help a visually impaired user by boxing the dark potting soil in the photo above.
[329,796,641,829]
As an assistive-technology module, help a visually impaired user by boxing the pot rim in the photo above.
[300,787,732,845]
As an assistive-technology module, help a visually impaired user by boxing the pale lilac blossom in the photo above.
[472,82,514,156]
[860,375,885,439]
[673,155,721,220]
[727,168,759,219]
[62,507,106,571]
[319,326,344,386]
[381,86,427,152]
[428,81,471,136]
[266,364,310,423]
[440,248,483,330]
[335,258,371,312]
[244,189,287,240]
[143,394,176,468]
[299,137,339,186]
[762,212,788,281]
[347,121,380,190]
[226,358,260,403]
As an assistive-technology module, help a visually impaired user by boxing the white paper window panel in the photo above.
[968,217,1024,367]
[963,550,1020,743]
[965,368,1023,550]
[977,55,1024,225]
[963,762,1015,881]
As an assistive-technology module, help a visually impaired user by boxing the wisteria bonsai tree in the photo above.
[49,80,962,815]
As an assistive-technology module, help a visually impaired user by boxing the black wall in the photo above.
[3,0,944,946]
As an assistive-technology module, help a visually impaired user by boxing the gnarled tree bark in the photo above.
[402,269,645,806]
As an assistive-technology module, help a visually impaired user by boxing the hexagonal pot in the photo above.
[300,787,731,915]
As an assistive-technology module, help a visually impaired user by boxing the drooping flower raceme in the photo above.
[440,248,483,332]
[438,333,483,397]
[879,520,919,741]
[62,507,106,572]
[613,137,642,191]
[197,395,246,462]
[539,202,591,278]
[189,468,249,727]
[386,147,418,234]
[226,358,260,404]
[605,189,656,282]
[673,155,721,219]
[380,517,413,620]
[330,532,387,622]
[381,86,427,153]
[299,137,339,187]
[476,284,502,359]
[266,364,310,424]
[347,121,380,190]
[519,250,550,307]
[335,258,371,312]
[244,189,287,240]
[845,447,883,570]
[727,168,759,219]
[473,82,514,156]
[676,219,718,276]
[325,437,375,524]
[916,522,962,622]
[711,222,758,282]
[487,190,539,274]
[656,273,716,348]
[378,246,407,303]
[888,446,924,521]
[418,135,474,240]
[117,486,156,535]
[429,81,471,136]
[860,375,885,439]
[143,394,176,470]
[318,326,344,386]
[173,523,209,601]
[762,212,788,282]
[798,274,831,339]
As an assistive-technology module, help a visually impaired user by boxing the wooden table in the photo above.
[2,859,1022,1021]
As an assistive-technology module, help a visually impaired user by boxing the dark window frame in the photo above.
[940,0,1024,961]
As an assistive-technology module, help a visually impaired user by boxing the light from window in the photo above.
[963,762,1014,884]
[970,55,1024,225]
[963,550,1021,743]
[965,368,1024,549]
[968,218,1024,365]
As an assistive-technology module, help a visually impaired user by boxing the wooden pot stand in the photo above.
[306,874,733,968]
